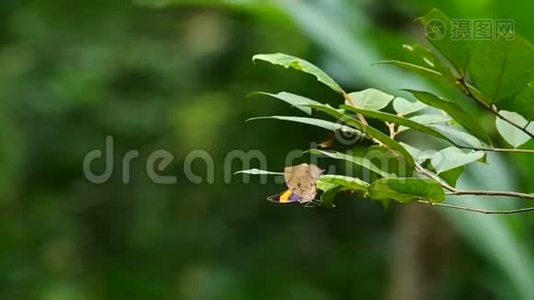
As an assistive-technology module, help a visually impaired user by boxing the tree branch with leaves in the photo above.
[238,9,534,214]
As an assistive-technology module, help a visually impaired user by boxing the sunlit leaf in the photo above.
[253,53,345,94]
[247,116,361,135]
[318,175,370,208]
[430,146,484,174]
[398,114,451,133]
[375,60,443,81]
[495,110,534,148]
[234,169,283,176]
[399,142,434,164]
[318,174,370,191]
[409,114,450,124]
[405,90,491,144]
[341,104,455,144]
[392,96,428,115]
[346,88,395,111]
[308,149,394,178]
[248,91,321,115]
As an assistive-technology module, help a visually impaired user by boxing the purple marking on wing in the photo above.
[289,192,302,201]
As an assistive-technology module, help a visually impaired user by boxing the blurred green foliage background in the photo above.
[1,0,534,299]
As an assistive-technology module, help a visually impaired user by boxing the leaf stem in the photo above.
[343,92,369,126]
[417,200,534,214]
[386,122,397,139]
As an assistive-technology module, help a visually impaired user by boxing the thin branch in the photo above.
[459,80,534,139]
[414,164,455,192]
[415,164,534,200]
[457,146,534,154]
[418,200,534,215]
[446,189,534,200]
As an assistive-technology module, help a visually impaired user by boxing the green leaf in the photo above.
[375,60,443,81]
[430,124,484,148]
[307,149,394,178]
[409,114,450,125]
[417,8,471,75]
[439,166,464,187]
[346,88,395,111]
[341,104,455,145]
[252,53,344,94]
[495,111,534,148]
[234,169,283,176]
[317,174,370,208]
[319,185,345,208]
[398,114,451,133]
[405,90,491,145]
[364,145,413,178]
[318,174,370,192]
[392,96,428,115]
[316,180,338,192]
[399,142,434,163]
[417,9,534,120]
[305,104,415,169]
[430,146,484,174]
[368,178,445,203]
[399,43,457,82]
[248,91,320,115]
[468,37,534,119]
[247,116,361,135]
[514,83,534,121]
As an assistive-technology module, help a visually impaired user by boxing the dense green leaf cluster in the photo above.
[241,9,533,208]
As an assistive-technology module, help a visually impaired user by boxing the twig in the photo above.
[417,200,534,215]
[414,164,455,192]
[457,146,534,154]
[386,122,397,139]
[445,189,534,200]
[415,164,534,200]
[459,80,534,139]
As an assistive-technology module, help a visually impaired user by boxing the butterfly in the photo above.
[267,163,323,206]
